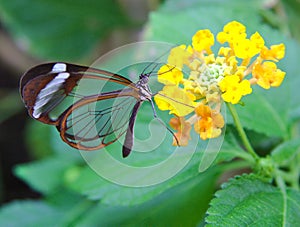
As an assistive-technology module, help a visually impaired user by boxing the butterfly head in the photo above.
[135,74,152,101]
[139,72,151,80]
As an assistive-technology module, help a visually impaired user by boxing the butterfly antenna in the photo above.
[154,64,176,76]
[142,61,161,77]
[141,44,178,76]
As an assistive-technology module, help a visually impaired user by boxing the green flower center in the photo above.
[195,63,225,101]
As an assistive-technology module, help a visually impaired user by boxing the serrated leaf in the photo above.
[0,0,130,60]
[14,156,78,194]
[271,139,300,166]
[206,174,300,226]
[0,200,63,227]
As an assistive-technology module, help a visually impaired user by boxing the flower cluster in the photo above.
[154,21,286,145]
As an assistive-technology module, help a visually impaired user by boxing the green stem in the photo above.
[227,103,259,162]
[290,153,300,190]
[275,174,287,225]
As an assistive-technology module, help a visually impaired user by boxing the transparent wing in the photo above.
[58,92,139,151]
[20,62,142,152]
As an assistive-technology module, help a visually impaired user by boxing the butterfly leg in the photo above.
[149,99,180,146]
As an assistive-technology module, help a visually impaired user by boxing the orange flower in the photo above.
[169,116,191,146]
[194,104,224,140]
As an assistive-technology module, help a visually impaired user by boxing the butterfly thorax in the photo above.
[135,74,152,101]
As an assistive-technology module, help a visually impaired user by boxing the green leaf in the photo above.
[145,0,263,43]
[14,156,79,194]
[0,200,63,227]
[206,174,300,226]
[246,129,282,156]
[214,129,246,163]
[66,152,219,206]
[232,91,289,138]
[63,127,242,208]
[198,128,249,172]
[0,0,130,60]
[271,139,300,166]
[75,168,217,226]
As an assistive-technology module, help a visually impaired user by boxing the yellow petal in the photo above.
[154,86,196,116]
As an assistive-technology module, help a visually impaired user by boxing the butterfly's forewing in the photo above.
[20,62,135,124]
[20,62,140,156]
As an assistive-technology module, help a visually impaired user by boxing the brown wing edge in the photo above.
[57,89,140,152]
[20,62,136,125]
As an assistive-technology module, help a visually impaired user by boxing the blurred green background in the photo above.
[0,0,300,226]
[0,0,152,203]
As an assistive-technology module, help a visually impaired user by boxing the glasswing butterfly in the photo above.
[20,58,178,158]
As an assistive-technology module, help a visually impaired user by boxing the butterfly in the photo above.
[20,62,177,157]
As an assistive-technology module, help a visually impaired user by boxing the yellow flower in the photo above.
[227,56,238,69]
[157,65,183,85]
[235,66,247,80]
[192,29,214,54]
[153,20,286,146]
[168,45,192,69]
[252,61,286,89]
[219,75,252,104]
[217,21,246,45]
[260,43,285,61]
[218,47,231,57]
[154,86,196,116]
[233,32,265,59]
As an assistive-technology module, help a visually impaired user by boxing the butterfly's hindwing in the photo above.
[58,93,139,151]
